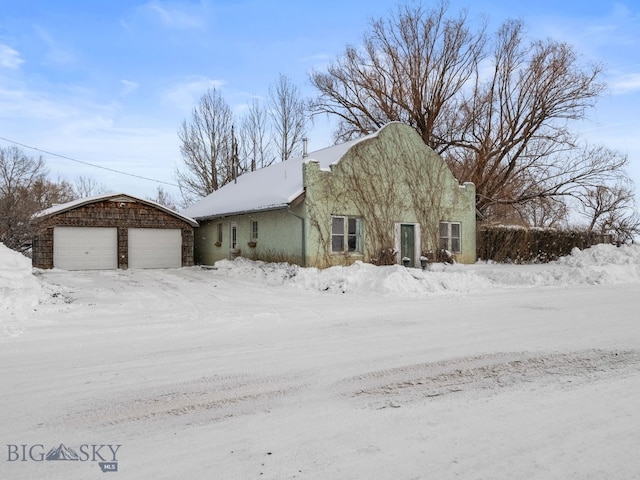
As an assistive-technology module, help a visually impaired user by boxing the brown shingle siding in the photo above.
[32,198,196,269]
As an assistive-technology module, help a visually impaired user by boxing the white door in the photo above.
[53,227,118,270]
[128,228,182,269]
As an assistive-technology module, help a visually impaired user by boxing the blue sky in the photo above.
[0,0,639,206]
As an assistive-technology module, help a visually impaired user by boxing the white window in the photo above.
[331,216,361,253]
[251,221,258,240]
[217,223,223,243]
[440,221,461,253]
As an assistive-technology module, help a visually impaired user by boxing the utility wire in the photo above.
[0,135,179,187]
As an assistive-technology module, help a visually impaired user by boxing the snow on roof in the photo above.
[182,128,380,220]
[33,192,198,226]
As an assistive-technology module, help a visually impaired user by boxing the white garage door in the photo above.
[128,228,182,269]
[53,227,118,270]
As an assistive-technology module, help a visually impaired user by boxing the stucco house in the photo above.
[32,193,198,270]
[182,122,476,268]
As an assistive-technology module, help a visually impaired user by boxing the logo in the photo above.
[46,443,79,461]
[6,443,121,473]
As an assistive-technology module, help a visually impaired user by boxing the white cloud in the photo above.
[610,73,640,94]
[0,85,77,120]
[0,44,24,69]
[121,80,140,96]
[34,25,77,66]
[138,1,207,30]
[163,76,225,110]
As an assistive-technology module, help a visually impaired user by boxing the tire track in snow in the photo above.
[63,372,309,427]
[340,349,640,409]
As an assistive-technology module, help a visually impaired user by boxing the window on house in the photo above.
[231,223,237,249]
[439,221,461,253]
[331,216,361,253]
[251,221,258,240]
[217,223,223,243]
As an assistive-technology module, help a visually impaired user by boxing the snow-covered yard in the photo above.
[1,243,640,479]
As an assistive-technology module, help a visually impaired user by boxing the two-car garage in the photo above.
[52,227,183,270]
[32,193,198,270]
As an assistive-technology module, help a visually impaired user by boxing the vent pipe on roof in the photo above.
[302,138,308,158]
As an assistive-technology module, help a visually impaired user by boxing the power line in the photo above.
[0,135,179,187]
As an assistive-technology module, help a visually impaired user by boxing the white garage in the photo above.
[53,227,118,270]
[128,228,182,269]
[32,193,198,270]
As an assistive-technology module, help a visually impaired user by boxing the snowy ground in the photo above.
[1,243,640,479]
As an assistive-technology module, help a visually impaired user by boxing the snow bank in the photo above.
[552,243,640,285]
[2,242,638,321]
[0,243,43,318]
[212,244,640,296]
[212,258,496,296]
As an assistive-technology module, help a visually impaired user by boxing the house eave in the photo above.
[192,204,290,222]
[192,191,307,222]
[32,193,199,227]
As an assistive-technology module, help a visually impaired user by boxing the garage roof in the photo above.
[33,192,199,227]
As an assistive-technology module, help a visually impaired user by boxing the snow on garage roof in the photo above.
[33,192,199,227]
[181,128,380,220]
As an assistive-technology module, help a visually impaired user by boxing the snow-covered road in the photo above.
[1,244,639,479]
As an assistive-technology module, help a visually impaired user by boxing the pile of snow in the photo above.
[552,243,640,285]
[211,243,640,296]
[212,257,497,295]
[2,242,639,322]
[0,243,44,316]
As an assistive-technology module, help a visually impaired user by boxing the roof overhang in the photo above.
[32,193,199,227]
[192,190,307,222]
[192,203,290,222]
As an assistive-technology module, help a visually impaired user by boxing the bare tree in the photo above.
[1,146,45,250]
[447,20,609,219]
[240,98,274,171]
[0,146,46,197]
[308,2,634,229]
[510,197,569,229]
[147,185,179,211]
[0,146,73,251]
[73,175,109,198]
[269,74,307,161]
[31,177,75,210]
[577,183,640,242]
[175,88,234,203]
[309,2,485,147]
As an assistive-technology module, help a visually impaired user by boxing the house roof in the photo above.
[33,192,199,227]
[181,127,383,220]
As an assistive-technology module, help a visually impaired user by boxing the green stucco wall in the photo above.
[302,122,476,267]
[194,207,304,265]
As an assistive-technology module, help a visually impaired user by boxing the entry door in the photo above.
[400,224,415,267]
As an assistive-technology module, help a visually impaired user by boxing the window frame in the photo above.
[251,220,258,241]
[230,222,238,249]
[217,223,223,244]
[439,221,461,253]
[331,215,362,254]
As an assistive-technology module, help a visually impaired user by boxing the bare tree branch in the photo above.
[308,1,634,231]
[240,98,275,171]
[269,74,307,161]
[174,88,234,203]
[1,146,74,251]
